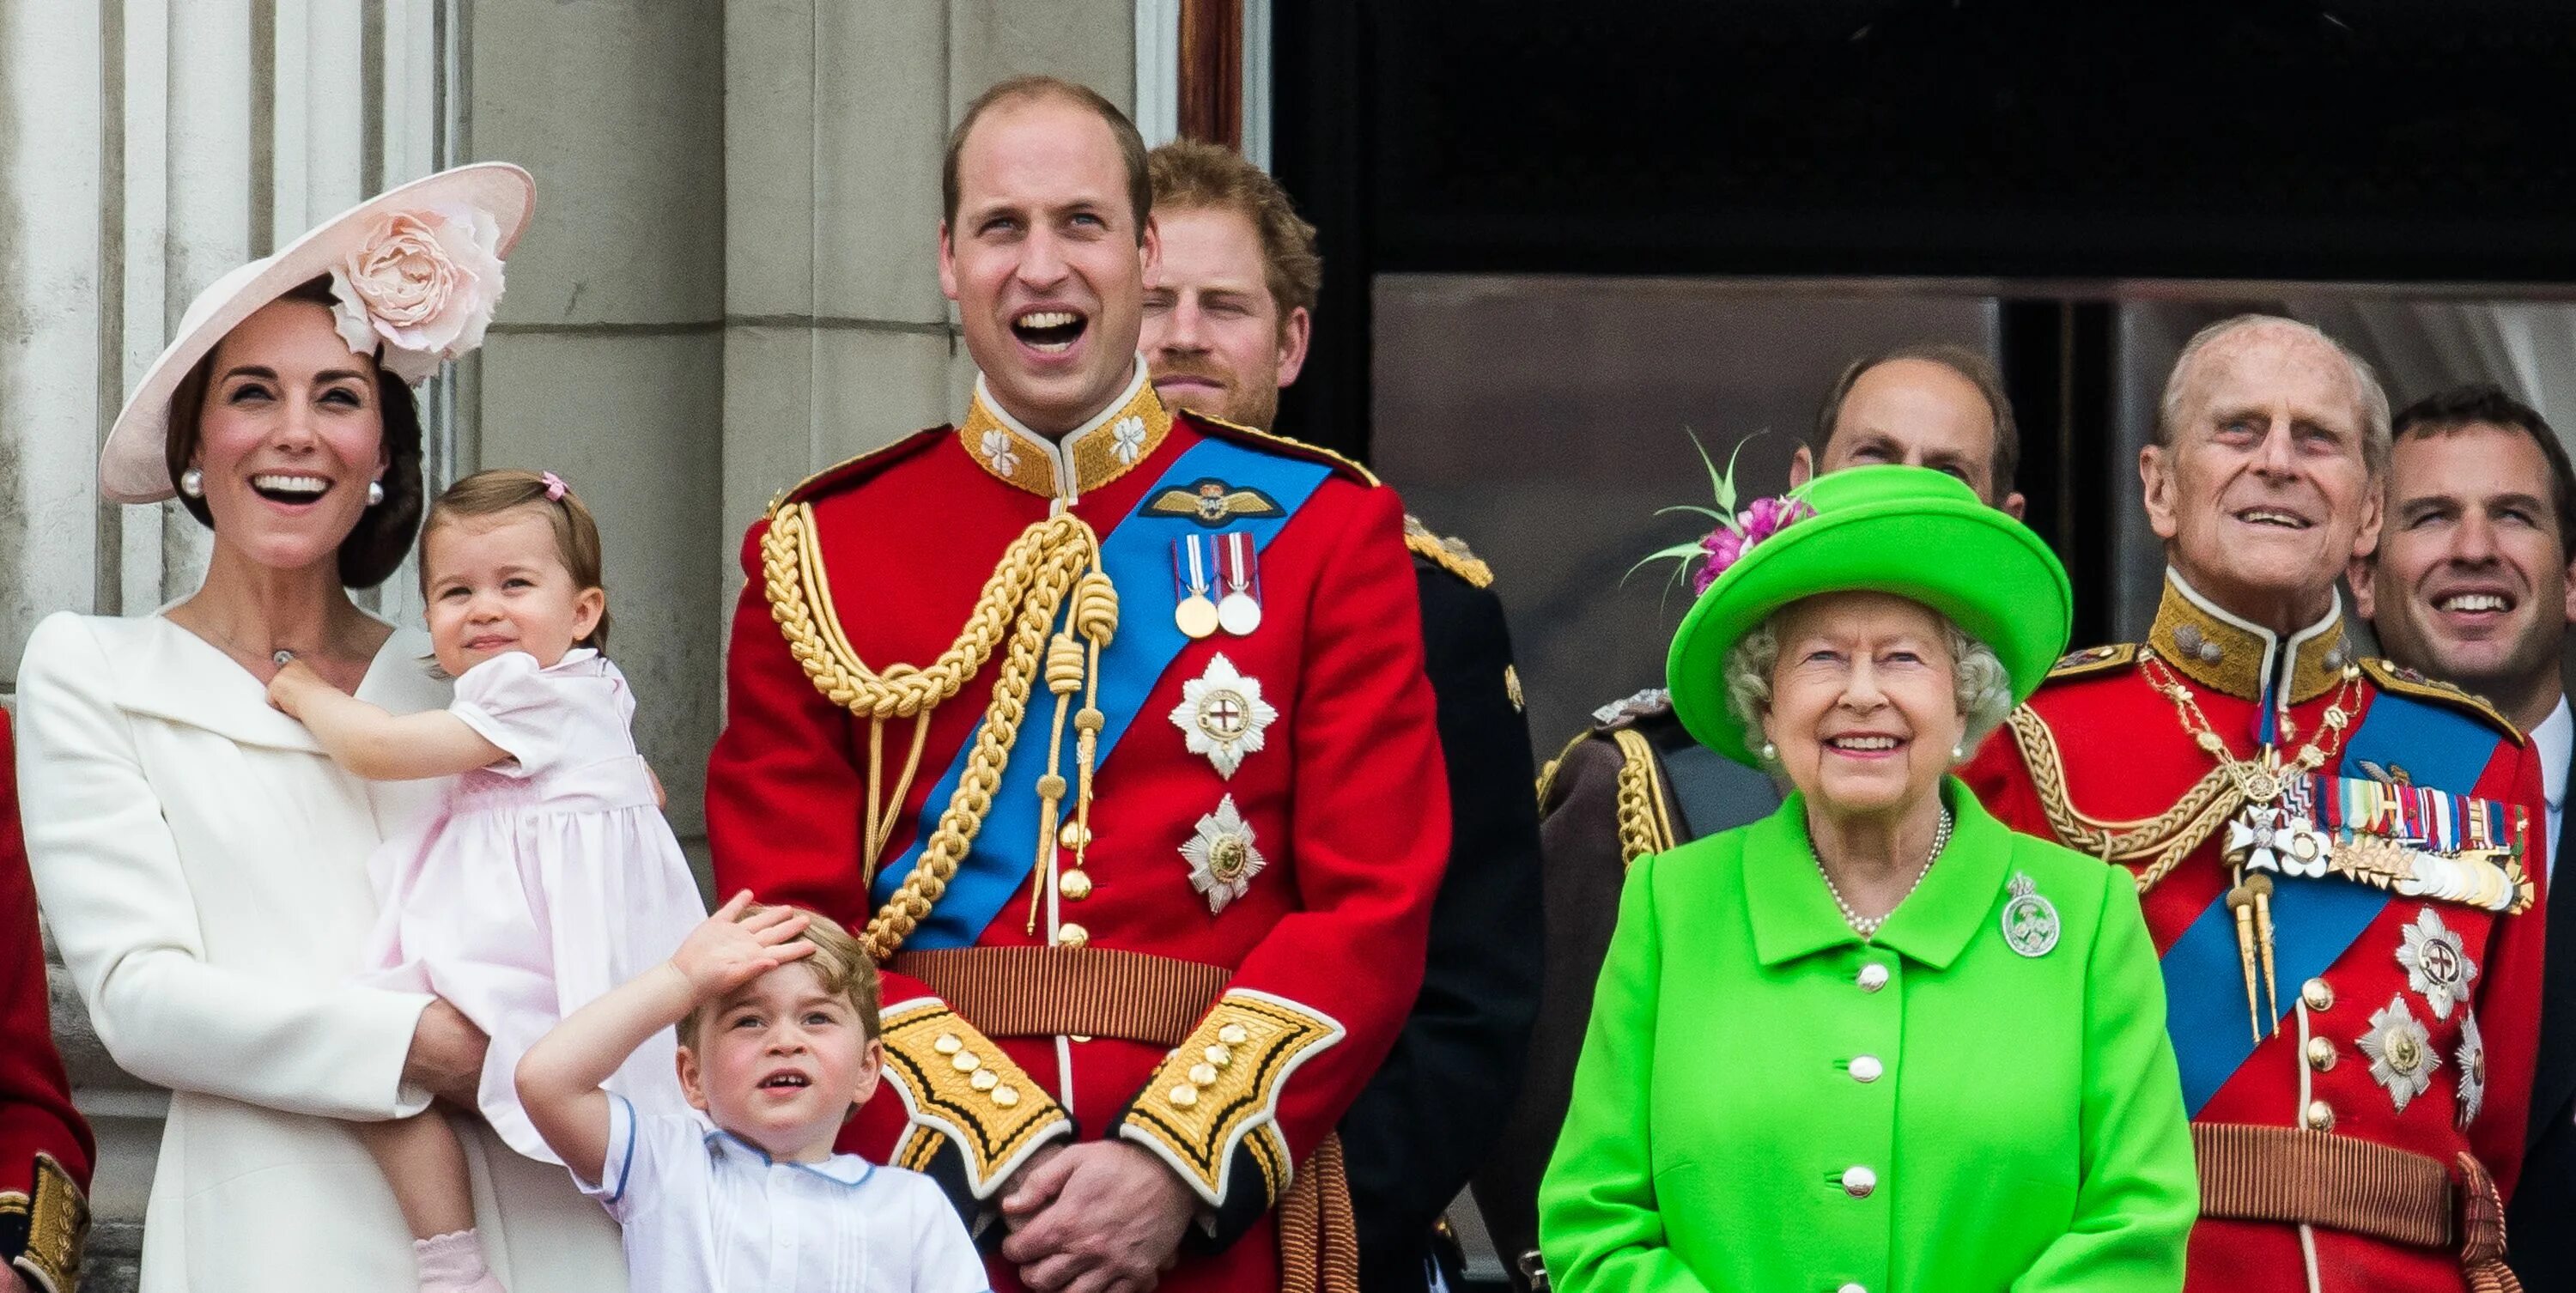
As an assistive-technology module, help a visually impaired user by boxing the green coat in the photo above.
[1540,783,2196,1293]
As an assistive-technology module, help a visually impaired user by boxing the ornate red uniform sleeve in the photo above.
[2472,734,2548,1200]
[1962,718,2050,837]
[0,713,94,1292]
[706,517,1069,1205]
[1111,486,1450,1231]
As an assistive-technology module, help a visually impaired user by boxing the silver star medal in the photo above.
[2457,1011,2487,1127]
[1999,872,2060,958]
[2397,907,2476,1019]
[2225,804,2330,878]
[1170,654,1278,780]
[1181,795,1266,913]
[2356,994,2441,1113]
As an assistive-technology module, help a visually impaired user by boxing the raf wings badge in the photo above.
[1145,477,1287,527]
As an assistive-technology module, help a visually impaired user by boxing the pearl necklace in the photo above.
[1814,807,1953,938]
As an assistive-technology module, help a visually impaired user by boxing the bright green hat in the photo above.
[1666,464,2073,768]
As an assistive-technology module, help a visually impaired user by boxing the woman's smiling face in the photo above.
[189,297,389,574]
[1762,591,1967,820]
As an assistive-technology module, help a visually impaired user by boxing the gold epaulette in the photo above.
[0,1152,87,1293]
[1184,412,1380,486]
[1609,729,1677,865]
[878,1000,1069,1199]
[1401,515,1493,588]
[1116,990,1345,1210]
[2361,659,2524,744]
[1534,725,1675,866]
[1535,729,1589,807]
[762,428,950,519]
[2045,642,2139,683]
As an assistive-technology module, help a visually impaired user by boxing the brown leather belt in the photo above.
[890,945,1359,1293]
[2193,1124,2519,1291]
[892,945,1231,1045]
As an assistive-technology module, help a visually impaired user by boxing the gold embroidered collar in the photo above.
[960,361,1175,502]
[2148,568,2353,707]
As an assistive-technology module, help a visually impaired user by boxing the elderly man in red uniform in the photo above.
[1967,314,2548,1292]
[706,76,1446,1293]
[2,714,94,1293]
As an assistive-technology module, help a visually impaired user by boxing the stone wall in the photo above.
[18,0,1135,1271]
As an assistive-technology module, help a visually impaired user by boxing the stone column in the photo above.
[469,0,727,874]
[5,6,455,1282]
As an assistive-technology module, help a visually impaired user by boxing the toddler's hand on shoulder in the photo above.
[671,890,816,997]
[264,657,331,715]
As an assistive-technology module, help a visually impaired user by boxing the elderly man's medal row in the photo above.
[2142,653,2521,1127]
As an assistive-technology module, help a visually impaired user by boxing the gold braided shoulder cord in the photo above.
[2006,704,2243,894]
[762,502,1114,961]
[1608,729,1676,865]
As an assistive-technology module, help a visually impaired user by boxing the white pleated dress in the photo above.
[363,647,708,1162]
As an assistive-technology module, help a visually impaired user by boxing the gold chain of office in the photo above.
[762,501,1118,961]
[2006,651,2360,895]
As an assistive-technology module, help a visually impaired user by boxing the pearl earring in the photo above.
[366,480,386,507]
[1759,741,1777,762]
[179,467,204,498]
[1952,744,1966,762]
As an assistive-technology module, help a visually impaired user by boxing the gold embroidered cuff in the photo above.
[880,1001,1070,1199]
[1115,989,1346,1209]
[3,1153,88,1293]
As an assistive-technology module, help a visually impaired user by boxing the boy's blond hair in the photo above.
[675,903,882,1049]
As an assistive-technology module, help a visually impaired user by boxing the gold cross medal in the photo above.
[1172,534,1219,639]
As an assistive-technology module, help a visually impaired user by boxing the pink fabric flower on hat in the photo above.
[328,202,507,386]
[1692,495,1813,594]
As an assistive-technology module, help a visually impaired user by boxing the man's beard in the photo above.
[1157,359,1279,431]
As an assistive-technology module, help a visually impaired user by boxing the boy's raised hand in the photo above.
[671,891,815,998]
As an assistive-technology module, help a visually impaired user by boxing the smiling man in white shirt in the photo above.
[2352,380,2576,1288]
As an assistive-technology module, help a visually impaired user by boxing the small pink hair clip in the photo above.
[539,470,569,501]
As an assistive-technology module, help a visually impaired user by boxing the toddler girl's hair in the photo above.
[421,469,611,653]
[676,903,884,1050]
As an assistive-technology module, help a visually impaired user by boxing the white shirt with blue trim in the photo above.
[584,1095,990,1293]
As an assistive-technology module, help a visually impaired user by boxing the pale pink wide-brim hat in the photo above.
[100,161,537,504]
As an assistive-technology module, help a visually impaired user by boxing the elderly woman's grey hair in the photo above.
[1722,613,2014,763]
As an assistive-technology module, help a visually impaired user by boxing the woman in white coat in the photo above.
[15,165,625,1292]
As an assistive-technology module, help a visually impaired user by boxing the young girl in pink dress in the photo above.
[270,469,706,1293]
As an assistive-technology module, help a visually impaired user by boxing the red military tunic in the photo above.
[707,370,1448,1291]
[1968,571,2547,1293]
[0,713,94,1293]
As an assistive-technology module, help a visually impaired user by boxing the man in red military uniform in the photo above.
[706,76,1447,1293]
[1967,314,2548,1292]
[1,713,94,1293]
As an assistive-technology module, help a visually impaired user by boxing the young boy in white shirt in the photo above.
[518,892,987,1292]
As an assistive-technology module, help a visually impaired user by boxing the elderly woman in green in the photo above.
[1540,465,2195,1293]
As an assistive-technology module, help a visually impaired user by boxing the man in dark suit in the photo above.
[1141,138,1545,1292]
[2352,383,2576,1287]
[1474,342,2027,1289]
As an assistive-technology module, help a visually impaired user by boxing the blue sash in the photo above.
[2165,686,2500,1114]
[869,440,1333,950]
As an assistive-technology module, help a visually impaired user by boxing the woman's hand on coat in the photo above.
[403,998,490,1107]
